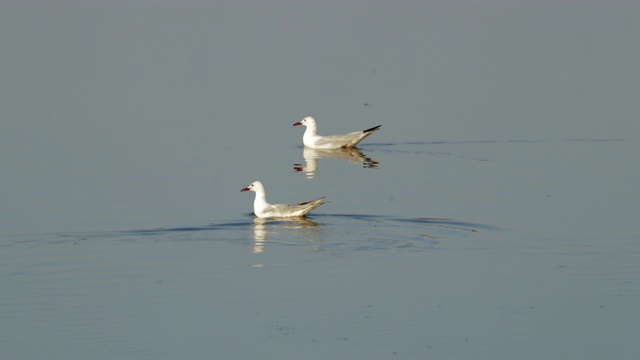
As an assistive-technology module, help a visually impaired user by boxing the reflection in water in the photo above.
[250,216,322,253]
[294,147,379,179]
[251,218,267,253]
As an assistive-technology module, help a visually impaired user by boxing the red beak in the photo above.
[241,187,250,192]
[293,122,302,126]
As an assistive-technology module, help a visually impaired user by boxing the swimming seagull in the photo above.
[241,181,325,218]
[293,116,381,149]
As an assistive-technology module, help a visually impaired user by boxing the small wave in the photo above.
[33,213,494,254]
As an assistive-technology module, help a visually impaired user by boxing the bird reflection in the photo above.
[251,217,267,253]
[250,216,322,254]
[294,147,379,179]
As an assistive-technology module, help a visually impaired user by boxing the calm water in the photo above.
[2,2,640,360]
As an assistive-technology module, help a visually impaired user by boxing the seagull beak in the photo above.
[293,121,302,126]
[241,187,250,192]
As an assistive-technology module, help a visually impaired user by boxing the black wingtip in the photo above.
[363,125,382,133]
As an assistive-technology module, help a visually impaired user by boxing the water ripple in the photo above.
[6,214,495,255]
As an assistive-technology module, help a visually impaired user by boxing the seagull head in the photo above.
[293,116,316,127]
[241,181,264,193]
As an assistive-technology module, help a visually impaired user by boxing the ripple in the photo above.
[247,213,496,253]
[16,213,495,255]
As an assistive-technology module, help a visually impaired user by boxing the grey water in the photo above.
[2,2,640,360]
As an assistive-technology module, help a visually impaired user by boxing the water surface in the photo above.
[2,2,639,360]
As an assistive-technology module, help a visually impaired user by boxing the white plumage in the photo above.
[293,116,381,149]
[241,181,325,218]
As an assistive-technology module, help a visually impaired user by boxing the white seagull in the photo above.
[293,116,381,149]
[241,181,325,218]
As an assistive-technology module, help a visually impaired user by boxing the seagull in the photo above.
[240,181,325,218]
[293,116,381,149]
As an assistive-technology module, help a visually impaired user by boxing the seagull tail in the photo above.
[363,125,382,133]
[298,197,326,206]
